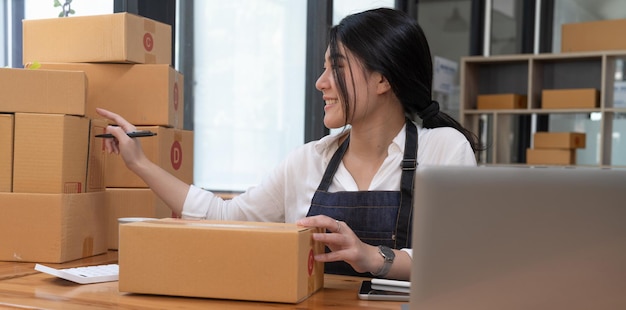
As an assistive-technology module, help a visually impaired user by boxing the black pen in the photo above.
[95,130,157,138]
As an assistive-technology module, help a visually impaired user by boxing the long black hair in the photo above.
[329,8,483,152]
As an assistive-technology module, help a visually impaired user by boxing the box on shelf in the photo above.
[0,68,86,115]
[37,63,184,128]
[562,19,626,52]
[0,114,13,192]
[534,132,586,149]
[526,148,576,166]
[119,219,325,303]
[0,192,106,263]
[105,188,173,250]
[23,12,171,64]
[541,88,599,109]
[476,94,527,110]
[105,126,193,188]
[13,113,89,194]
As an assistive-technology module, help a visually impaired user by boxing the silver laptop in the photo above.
[409,166,626,310]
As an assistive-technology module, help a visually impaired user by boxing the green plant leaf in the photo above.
[53,0,61,7]
[58,11,65,17]
[26,61,41,70]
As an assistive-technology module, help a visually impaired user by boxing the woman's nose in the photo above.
[316,70,330,91]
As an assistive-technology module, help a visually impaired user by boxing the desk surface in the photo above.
[0,252,405,309]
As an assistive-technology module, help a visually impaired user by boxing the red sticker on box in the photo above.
[171,140,182,170]
[173,82,179,111]
[143,33,154,52]
[308,249,314,276]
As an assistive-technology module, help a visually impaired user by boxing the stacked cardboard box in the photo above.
[526,132,586,165]
[0,68,107,263]
[22,12,193,251]
[0,13,190,263]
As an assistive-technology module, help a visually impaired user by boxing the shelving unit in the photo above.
[460,51,626,167]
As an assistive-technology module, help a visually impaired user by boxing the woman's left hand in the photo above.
[297,215,381,274]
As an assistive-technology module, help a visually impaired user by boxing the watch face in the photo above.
[380,246,395,261]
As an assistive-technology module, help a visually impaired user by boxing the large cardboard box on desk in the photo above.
[0,192,106,263]
[105,188,173,250]
[562,19,626,52]
[0,114,13,192]
[119,219,325,303]
[13,113,89,193]
[37,63,183,128]
[0,68,86,115]
[105,126,193,188]
[23,12,171,64]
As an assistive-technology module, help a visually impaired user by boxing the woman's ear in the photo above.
[375,73,392,95]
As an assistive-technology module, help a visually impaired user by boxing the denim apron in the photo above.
[307,120,417,276]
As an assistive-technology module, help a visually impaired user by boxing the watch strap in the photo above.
[372,245,395,277]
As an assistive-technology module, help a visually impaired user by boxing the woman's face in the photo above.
[315,45,380,129]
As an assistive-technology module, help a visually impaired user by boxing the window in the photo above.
[24,0,112,19]
[0,0,6,67]
[193,0,307,191]
[333,0,394,23]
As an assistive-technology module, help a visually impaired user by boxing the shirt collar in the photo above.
[313,123,409,159]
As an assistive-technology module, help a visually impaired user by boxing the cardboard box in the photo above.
[562,19,626,52]
[105,188,173,250]
[534,132,586,149]
[23,13,171,64]
[119,219,325,303]
[105,126,193,188]
[13,113,89,193]
[541,89,599,109]
[0,192,106,263]
[37,63,184,128]
[87,118,108,192]
[477,94,527,109]
[0,114,13,192]
[526,148,576,165]
[0,68,86,115]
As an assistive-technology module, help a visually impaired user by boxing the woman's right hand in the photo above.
[95,108,148,172]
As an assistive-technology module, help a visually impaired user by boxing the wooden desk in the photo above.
[0,251,405,309]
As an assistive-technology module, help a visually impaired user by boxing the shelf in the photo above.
[463,109,602,115]
[461,51,626,167]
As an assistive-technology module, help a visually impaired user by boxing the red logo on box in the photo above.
[308,249,314,276]
[143,33,154,52]
[171,140,182,170]
[173,82,179,111]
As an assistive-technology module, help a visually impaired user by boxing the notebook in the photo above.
[409,165,626,310]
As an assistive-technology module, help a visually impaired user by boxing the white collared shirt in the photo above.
[182,122,477,224]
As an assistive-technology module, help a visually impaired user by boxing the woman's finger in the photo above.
[298,215,342,233]
[96,108,137,132]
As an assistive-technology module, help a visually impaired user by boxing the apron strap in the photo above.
[316,135,350,192]
[395,120,418,248]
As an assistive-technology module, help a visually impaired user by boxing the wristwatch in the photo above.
[372,245,395,277]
